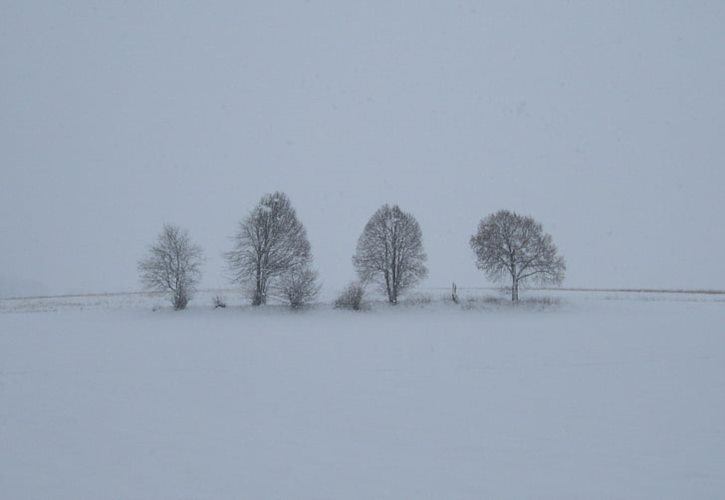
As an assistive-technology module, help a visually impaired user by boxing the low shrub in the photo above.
[334,282,365,311]
[212,295,227,309]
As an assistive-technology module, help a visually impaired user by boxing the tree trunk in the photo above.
[173,288,188,310]
[253,278,264,306]
[384,271,395,304]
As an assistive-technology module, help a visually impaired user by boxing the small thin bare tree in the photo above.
[226,192,313,306]
[138,224,203,310]
[470,210,565,302]
[353,204,428,304]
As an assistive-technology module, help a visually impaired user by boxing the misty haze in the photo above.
[1,2,723,499]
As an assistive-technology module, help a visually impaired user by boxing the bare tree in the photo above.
[226,192,313,306]
[138,224,203,310]
[470,210,565,302]
[353,204,428,304]
[279,266,321,309]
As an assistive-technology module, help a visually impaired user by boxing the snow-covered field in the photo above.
[1,290,724,499]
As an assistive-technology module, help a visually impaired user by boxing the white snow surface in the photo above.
[1,291,724,499]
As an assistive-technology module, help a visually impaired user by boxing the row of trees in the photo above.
[138,192,566,310]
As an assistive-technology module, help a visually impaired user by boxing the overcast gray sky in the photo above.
[1,1,724,297]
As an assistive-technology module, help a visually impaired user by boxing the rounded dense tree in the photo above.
[470,210,565,302]
[226,192,317,306]
[353,204,428,304]
[138,224,203,310]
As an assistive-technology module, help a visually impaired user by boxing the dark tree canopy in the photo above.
[470,210,565,301]
[226,192,314,306]
[138,224,203,310]
[353,204,427,304]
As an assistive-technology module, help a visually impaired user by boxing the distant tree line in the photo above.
[138,192,566,310]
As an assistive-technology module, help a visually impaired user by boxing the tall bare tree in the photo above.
[226,192,314,306]
[470,210,565,302]
[138,224,203,310]
[353,204,427,304]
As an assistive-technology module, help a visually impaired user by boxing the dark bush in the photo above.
[334,282,365,311]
